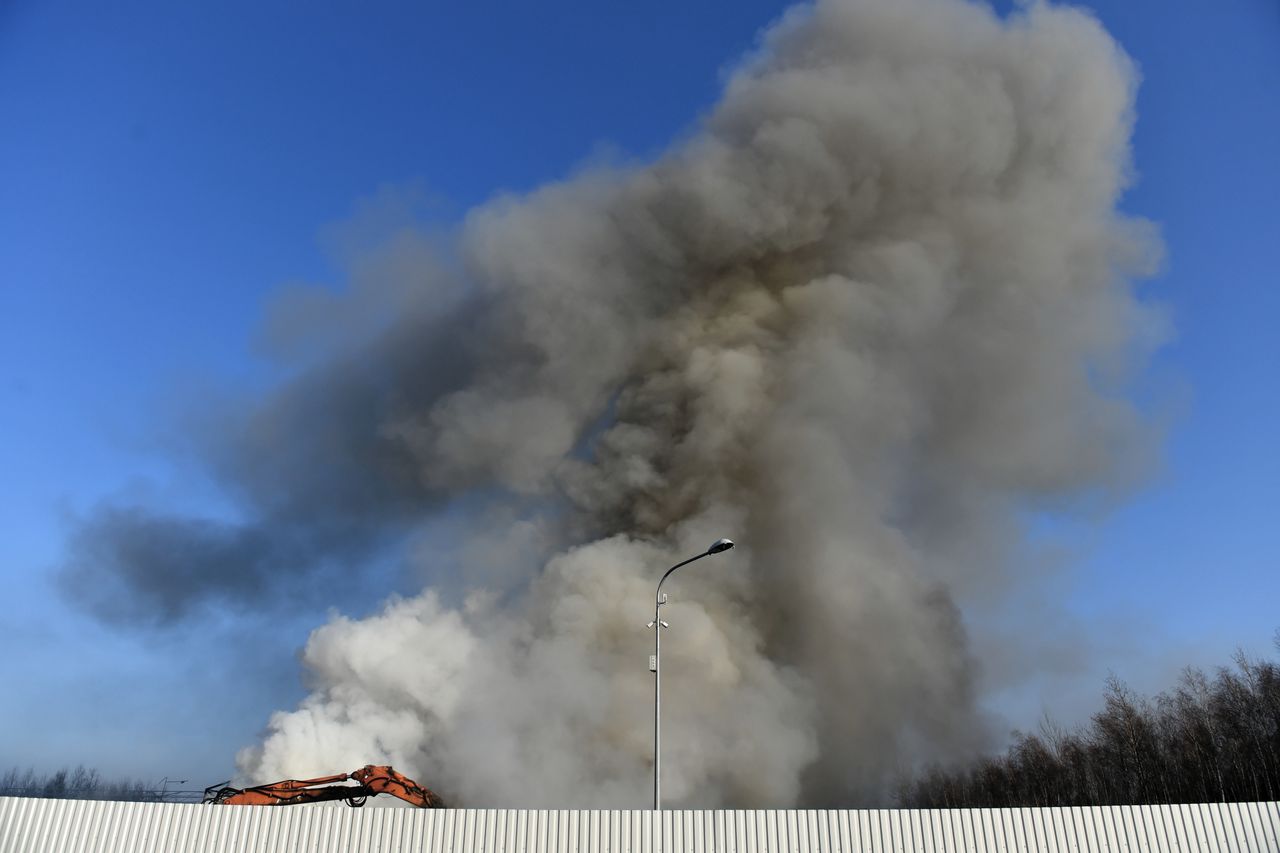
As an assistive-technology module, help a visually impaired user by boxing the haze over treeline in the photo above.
[0,767,166,803]
[57,0,1165,806]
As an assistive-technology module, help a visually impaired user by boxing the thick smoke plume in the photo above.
[64,0,1161,806]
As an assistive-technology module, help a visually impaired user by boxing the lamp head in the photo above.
[707,538,735,555]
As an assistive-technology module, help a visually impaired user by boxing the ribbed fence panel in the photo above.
[2,798,1278,852]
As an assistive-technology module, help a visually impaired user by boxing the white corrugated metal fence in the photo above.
[2,798,1278,852]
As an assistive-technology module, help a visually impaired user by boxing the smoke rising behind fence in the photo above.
[60,0,1163,806]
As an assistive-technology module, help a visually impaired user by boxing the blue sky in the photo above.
[2,0,1277,788]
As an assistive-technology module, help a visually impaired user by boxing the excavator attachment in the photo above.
[204,765,445,808]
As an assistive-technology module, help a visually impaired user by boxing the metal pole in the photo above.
[654,590,662,811]
[158,777,187,803]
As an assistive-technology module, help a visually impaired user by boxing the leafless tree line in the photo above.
[0,766,191,802]
[900,634,1280,808]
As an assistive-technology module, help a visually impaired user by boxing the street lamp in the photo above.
[648,537,735,810]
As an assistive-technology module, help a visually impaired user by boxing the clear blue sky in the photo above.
[1,0,1277,787]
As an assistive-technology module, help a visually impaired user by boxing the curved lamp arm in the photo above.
[655,539,735,603]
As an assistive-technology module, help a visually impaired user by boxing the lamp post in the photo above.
[649,537,734,810]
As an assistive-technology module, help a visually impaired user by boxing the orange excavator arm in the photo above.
[204,765,444,808]
[351,765,445,808]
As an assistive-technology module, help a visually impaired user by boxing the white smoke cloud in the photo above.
[226,0,1162,806]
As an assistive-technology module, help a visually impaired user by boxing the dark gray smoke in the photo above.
[59,299,482,623]
[65,0,1162,806]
